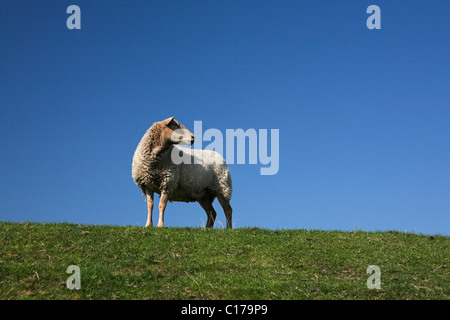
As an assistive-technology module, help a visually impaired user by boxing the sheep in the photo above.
[132,116,233,228]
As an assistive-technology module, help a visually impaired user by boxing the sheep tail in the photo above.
[217,167,233,201]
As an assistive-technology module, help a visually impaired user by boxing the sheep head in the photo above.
[161,116,195,146]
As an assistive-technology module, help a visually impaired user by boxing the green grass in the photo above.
[0,222,448,300]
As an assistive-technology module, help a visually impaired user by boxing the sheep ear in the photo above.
[164,116,175,126]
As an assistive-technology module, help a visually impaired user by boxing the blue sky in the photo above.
[0,1,449,235]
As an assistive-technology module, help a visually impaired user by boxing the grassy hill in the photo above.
[0,222,448,300]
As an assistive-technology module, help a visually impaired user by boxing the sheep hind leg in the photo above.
[198,198,217,228]
[217,196,233,229]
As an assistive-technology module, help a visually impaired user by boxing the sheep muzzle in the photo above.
[171,128,195,146]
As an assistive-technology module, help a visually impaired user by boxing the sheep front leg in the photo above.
[145,192,154,227]
[157,191,169,227]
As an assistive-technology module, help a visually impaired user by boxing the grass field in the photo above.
[0,222,448,300]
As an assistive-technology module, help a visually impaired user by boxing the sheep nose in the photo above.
[191,136,195,144]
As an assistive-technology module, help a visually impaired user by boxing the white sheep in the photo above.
[132,117,233,228]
